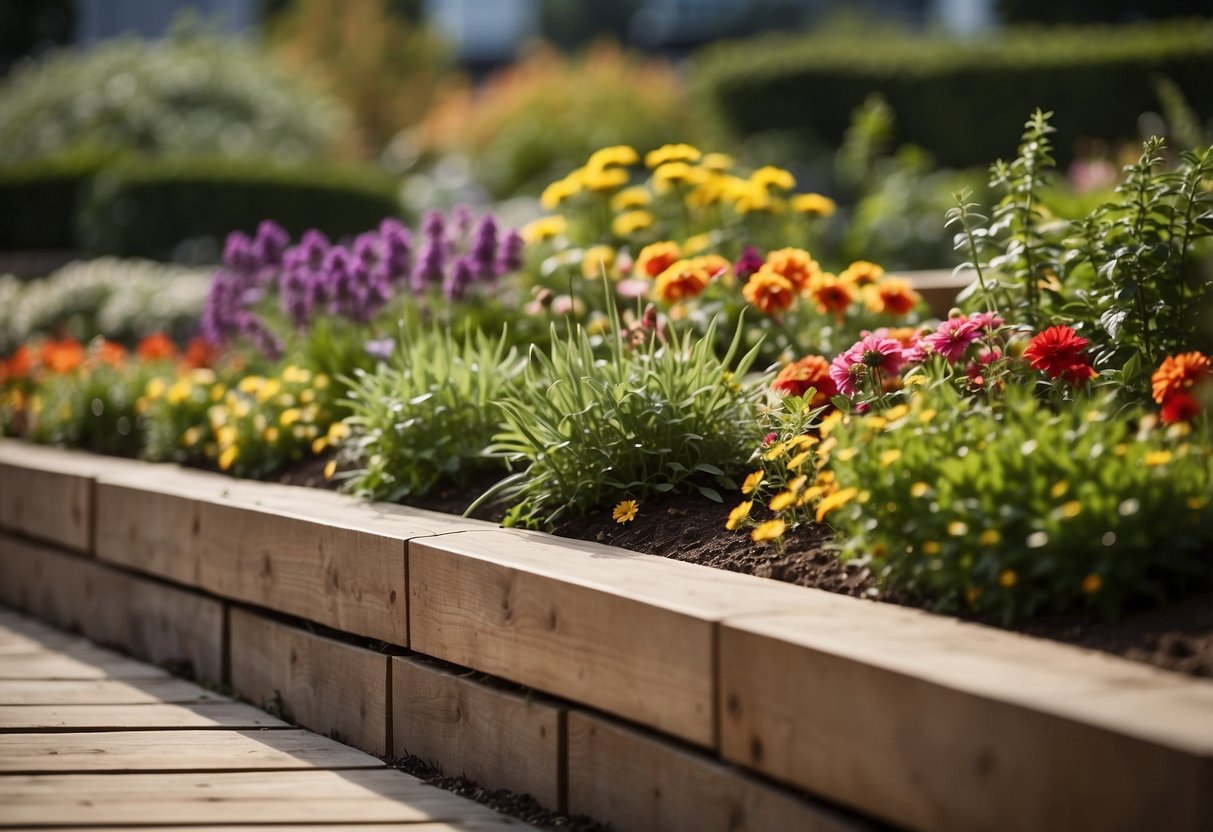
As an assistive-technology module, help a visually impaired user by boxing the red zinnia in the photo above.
[1023,325,1096,385]
[1160,392,1201,424]
[1151,351,1210,405]
[772,355,837,406]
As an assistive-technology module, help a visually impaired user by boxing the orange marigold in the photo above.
[137,333,179,362]
[742,267,796,315]
[184,336,219,370]
[772,355,837,406]
[809,273,854,316]
[0,345,32,382]
[840,260,885,286]
[95,339,127,368]
[1151,351,1210,405]
[763,247,821,292]
[635,241,682,279]
[40,339,85,374]
[865,278,920,316]
[653,260,711,303]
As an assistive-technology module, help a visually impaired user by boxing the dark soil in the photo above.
[387,755,609,831]
[276,460,1213,678]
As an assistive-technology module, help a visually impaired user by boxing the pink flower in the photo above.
[923,317,980,363]
[903,333,935,364]
[854,333,906,375]
[969,311,1005,331]
[829,348,865,396]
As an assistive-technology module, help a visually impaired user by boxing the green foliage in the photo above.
[138,369,222,465]
[0,258,210,353]
[29,358,153,456]
[475,303,768,528]
[0,151,113,250]
[0,28,344,162]
[78,156,401,260]
[692,19,1213,169]
[824,383,1213,623]
[339,325,525,502]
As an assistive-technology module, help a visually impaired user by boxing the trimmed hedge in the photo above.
[78,157,402,260]
[0,152,113,250]
[692,20,1213,167]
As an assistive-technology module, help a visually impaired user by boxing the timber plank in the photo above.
[0,702,287,731]
[0,770,524,827]
[0,653,167,681]
[719,607,1213,832]
[408,530,812,748]
[0,678,225,706]
[1,826,529,832]
[392,657,563,809]
[0,728,383,772]
[229,608,390,755]
[567,711,866,832]
[0,535,224,682]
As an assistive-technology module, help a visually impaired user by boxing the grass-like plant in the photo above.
[823,382,1213,622]
[473,300,768,528]
[339,325,525,502]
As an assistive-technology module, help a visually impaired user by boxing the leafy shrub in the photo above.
[823,383,1213,622]
[0,258,211,353]
[79,157,401,260]
[0,28,344,162]
[0,151,113,250]
[417,41,702,198]
[339,325,525,501]
[475,303,768,527]
[692,19,1213,168]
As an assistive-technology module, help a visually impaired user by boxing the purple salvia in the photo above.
[223,232,256,273]
[235,311,284,361]
[253,220,289,268]
[353,231,381,268]
[444,255,476,302]
[469,213,499,281]
[411,238,446,294]
[379,218,412,281]
[496,228,525,275]
[279,267,312,328]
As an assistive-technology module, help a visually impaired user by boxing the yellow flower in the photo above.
[523,215,568,244]
[750,165,795,191]
[879,449,902,466]
[166,380,192,406]
[751,519,786,542]
[763,441,787,460]
[768,491,796,512]
[790,193,837,217]
[238,375,264,394]
[588,144,639,169]
[1143,450,1173,467]
[323,459,337,480]
[282,365,311,384]
[311,436,329,454]
[922,540,940,555]
[979,529,1001,546]
[787,474,807,494]
[256,378,282,403]
[612,210,655,237]
[581,245,617,279]
[583,166,630,192]
[1081,573,1103,594]
[884,404,910,422]
[218,445,238,471]
[947,520,968,536]
[279,408,302,427]
[216,425,238,446]
[645,143,701,168]
[314,374,329,390]
[815,487,858,523]
[918,408,937,423]
[144,377,167,400]
[327,422,349,441]
[787,450,813,470]
[725,501,752,531]
[682,233,713,255]
[1060,500,1082,519]
[612,500,639,524]
[610,186,652,212]
[652,161,705,193]
[540,171,584,209]
[264,426,280,444]
[1050,480,1069,498]
[698,152,734,171]
[999,569,1019,589]
[741,470,764,495]
[181,426,203,447]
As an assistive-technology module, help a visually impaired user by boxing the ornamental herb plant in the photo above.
[338,324,526,502]
[823,382,1213,623]
[474,296,768,528]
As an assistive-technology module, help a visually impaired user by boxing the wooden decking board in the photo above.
[0,702,289,731]
[0,653,170,681]
[0,679,225,706]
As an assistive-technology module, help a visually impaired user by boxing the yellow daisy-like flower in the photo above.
[725,501,752,531]
[581,245,617,279]
[612,500,639,524]
[181,426,203,447]
[815,486,858,523]
[1143,450,1173,467]
[741,470,764,495]
[786,449,813,471]
[731,183,780,215]
[879,449,902,466]
[652,161,705,193]
[1060,500,1082,519]
[768,491,796,512]
[682,233,713,255]
[144,377,167,401]
[540,171,584,210]
[279,408,302,427]
[588,145,639,170]
[787,474,808,494]
[840,260,885,287]
[645,143,701,168]
[751,518,786,542]
[583,166,630,193]
[610,186,653,212]
[698,152,734,171]
[323,459,338,480]
[238,375,264,394]
[750,165,795,191]
[522,215,568,244]
[612,210,656,237]
[218,445,238,472]
[790,193,837,217]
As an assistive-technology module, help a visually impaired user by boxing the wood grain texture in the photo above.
[0,770,522,826]
[0,652,168,681]
[94,480,204,585]
[720,607,1213,832]
[0,678,226,706]
[393,656,563,810]
[567,711,864,832]
[0,702,287,731]
[229,609,390,755]
[196,501,407,644]
[0,534,224,683]
[0,728,384,772]
[408,530,814,748]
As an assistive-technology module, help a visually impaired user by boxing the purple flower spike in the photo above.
[412,238,446,294]
[497,228,525,275]
[380,219,412,280]
[254,220,289,267]
[469,214,499,281]
[444,256,476,302]
[353,232,381,267]
[421,209,446,242]
[223,232,256,273]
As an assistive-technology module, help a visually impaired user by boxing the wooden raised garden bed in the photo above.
[0,440,1210,831]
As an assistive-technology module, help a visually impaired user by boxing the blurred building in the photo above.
[75,0,256,44]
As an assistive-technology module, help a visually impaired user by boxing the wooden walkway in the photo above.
[0,608,530,831]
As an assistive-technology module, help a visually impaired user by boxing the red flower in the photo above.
[772,355,837,406]
[137,333,179,362]
[1160,391,1200,424]
[1151,352,1210,405]
[1023,325,1095,385]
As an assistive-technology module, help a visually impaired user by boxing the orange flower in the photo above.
[137,333,179,362]
[635,241,682,279]
[865,278,920,316]
[94,339,127,368]
[40,339,85,374]
[184,336,218,370]
[763,248,820,292]
[653,260,711,303]
[742,267,796,315]
[772,355,837,406]
[1151,351,1210,405]
[0,345,32,382]
[809,273,854,316]
[840,260,885,287]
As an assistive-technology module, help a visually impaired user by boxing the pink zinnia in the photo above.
[923,317,980,363]
[829,348,865,396]
[969,311,1005,331]
[854,333,906,375]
